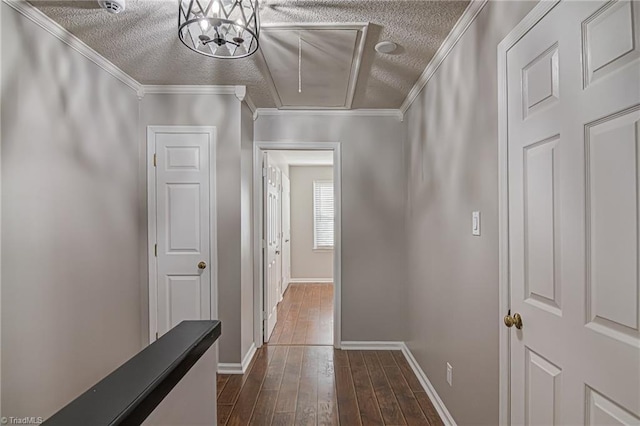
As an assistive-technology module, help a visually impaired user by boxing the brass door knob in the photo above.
[198,261,207,270]
[504,312,523,329]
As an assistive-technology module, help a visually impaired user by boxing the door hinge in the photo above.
[262,167,267,177]
[153,153,157,167]
[262,239,266,249]
[154,244,157,257]
[262,311,267,320]
[155,332,158,340]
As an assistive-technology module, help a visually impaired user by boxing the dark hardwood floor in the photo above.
[217,283,443,425]
[269,283,334,346]
[217,346,444,425]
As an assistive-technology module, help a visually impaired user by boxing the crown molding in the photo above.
[255,108,403,121]
[6,0,485,116]
[243,93,259,121]
[234,85,247,101]
[141,85,239,96]
[143,85,259,119]
[2,0,143,97]
[399,0,489,115]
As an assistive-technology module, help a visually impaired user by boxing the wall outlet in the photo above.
[446,362,453,386]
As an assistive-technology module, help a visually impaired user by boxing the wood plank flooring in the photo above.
[269,283,333,346]
[217,346,444,426]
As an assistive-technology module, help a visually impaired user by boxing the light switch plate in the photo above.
[472,211,481,236]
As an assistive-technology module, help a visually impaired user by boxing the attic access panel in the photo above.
[259,23,368,109]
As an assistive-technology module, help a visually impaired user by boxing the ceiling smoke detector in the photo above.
[375,41,397,54]
[98,0,125,14]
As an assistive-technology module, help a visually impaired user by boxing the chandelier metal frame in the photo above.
[178,0,260,59]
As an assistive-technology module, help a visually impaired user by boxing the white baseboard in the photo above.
[217,363,244,374]
[340,341,404,351]
[401,343,457,426]
[218,342,257,375]
[289,278,333,284]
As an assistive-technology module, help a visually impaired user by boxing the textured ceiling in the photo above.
[29,0,469,109]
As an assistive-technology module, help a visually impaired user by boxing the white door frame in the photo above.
[147,125,218,344]
[497,1,561,424]
[0,0,4,413]
[253,141,342,348]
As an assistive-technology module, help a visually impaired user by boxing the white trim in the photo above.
[399,0,488,115]
[254,142,342,349]
[234,85,246,102]
[497,2,560,425]
[288,278,333,284]
[218,342,257,374]
[255,108,403,121]
[142,85,239,96]
[0,0,3,413]
[259,22,369,110]
[216,363,244,375]
[2,0,143,97]
[340,341,404,351]
[147,126,218,344]
[243,93,258,120]
[401,343,457,426]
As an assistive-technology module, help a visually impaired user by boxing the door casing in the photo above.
[147,125,218,344]
[253,141,342,348]
[281,173,291,298]
[497,2,561,424]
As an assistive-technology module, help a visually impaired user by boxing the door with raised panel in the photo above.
[264,153,280,341]
[151,127,214,339]
[506,1,639,424]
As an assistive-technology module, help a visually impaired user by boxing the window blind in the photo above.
[313,181,334,249]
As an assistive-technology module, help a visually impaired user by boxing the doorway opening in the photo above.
[253,142,341,349]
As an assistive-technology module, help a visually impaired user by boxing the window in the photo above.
[313,180,334,249]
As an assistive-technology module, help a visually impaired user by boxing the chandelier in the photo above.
[178,0,260,59]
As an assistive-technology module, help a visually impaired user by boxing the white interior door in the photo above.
[275,167,283,300]
[264,154,280,341]
[506,1,640,424]
[281,174,291,297]
[151,128,214,339]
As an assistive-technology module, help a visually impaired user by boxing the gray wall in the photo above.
[289,166,334,280]
[255,114,407,342]
[404,1,536,424]
[1,4,142,417]
[139,93,248,364]
[144,345,217,425]
[240,103,254,358]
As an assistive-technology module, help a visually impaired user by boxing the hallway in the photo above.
[269,283,334,346]
[218,283,442,425]
[217,345,444,426]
